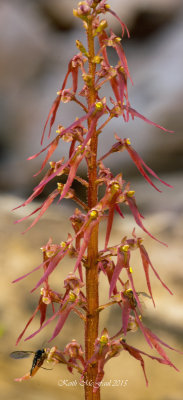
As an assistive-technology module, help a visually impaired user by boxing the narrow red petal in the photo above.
[34,137,59,176]
[126,145,161,192]
[126,195,167,246]
[31,247,69,292]
[140,244,173,295]
[139,246,155,307]
[22,190,59,233]
[12,260,46,283]
[25,310,60,341]
[41,95,61,145]
[105,205,115,249]
[123,106,174,133]
[109,251,125,297]
[122,341,148,386]
[134,310,153,348]
[48,304,74,342]
[16,304,40,345]
[107,9,130,38]
[122,303,131,336]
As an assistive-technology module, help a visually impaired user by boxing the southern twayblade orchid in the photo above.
[12,1,180,398]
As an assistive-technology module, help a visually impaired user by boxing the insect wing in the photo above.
[10,351,34,359]
[138,291,152,299]
[137,292,151,313]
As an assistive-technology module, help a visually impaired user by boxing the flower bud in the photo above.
[61,89,73,103]
[76,40,89,57]
[93,19,108,35]
[92,55,103,64]
[82,73,93,86]
[73,3,91,21]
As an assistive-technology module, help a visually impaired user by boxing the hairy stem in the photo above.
[85,17,100,400]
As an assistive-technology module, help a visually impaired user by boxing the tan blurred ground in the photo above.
[0,189,183,400]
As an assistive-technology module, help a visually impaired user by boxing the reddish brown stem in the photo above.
[85,17,100,400]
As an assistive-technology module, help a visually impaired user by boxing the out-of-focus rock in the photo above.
[38,0,78,30]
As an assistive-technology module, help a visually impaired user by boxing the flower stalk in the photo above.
[85,17,100,400]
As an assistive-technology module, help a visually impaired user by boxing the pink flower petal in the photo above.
[31,247,69,292]
[126,143,172,191]
[41,94,61,145]
[48,304,75,342]
[16,303,40,345]
[34,136,60,176]
[25,310,60,341]
[109,249,127,297]
[123,105,174,133]
[122,302,131,336]
[106,9,130,38]
[139,244,173,295]
[20,190,59,233]
[12,259,47,283]
[139,245,155,307]
[121,340,148,386]
[126,195,166,245]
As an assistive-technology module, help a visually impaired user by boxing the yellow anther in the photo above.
[111,182,120,192]
[126,138,131,145]
[69,292,76,302]
[121,244,129,252]
[129,267,133,273]
[60,241,67,248]
[94,19,108,35]
[42,296,51,305]
[127,190,135,197]
[92,56,103,64]
[89,210,98,220]
[100,19,107,28]
[95,101,103,111]
[49,161,55,168]
[115,37,121,43]
[128,320,138,332]
[77,145,82,151]
[40,287,44,295]
[100,335,108,345]
[82,74,92,84]
[57,182,63,191]
[119,66,125,73]
[46,250,54,258]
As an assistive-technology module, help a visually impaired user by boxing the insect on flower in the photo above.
[10,348,48,376]
[123,288,151,310]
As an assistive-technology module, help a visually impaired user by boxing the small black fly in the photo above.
[10,348,48,376]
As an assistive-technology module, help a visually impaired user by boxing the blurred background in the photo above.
[0,0,183,399]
